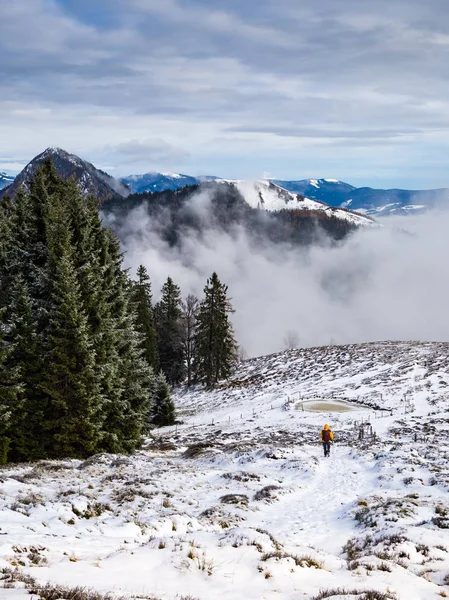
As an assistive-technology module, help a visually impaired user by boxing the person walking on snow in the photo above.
[320,424,334,457]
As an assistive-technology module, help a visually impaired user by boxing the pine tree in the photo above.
[194,272,237,387]
[181,294,199,387]
[151,371,175,427]
[132,265,159,372]
[154,277,185,385]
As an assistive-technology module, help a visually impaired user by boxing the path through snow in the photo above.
[249,446,378,555]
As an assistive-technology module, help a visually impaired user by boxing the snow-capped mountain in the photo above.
[338,186,449,216]
[271,178,356,206]
[231,180,374,227]
[121,172,220,193]
[0,148,129,202]
[0,171,15,190]
[274,178,449,216]
[122,172,200,194]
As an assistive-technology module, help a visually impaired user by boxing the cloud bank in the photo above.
[104,193,449,357]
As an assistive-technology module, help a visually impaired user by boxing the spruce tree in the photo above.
[0,162,153,462]
[132,265,159,372]
[151,371,175,427]
[41,197,104,458]
[194,272,237,387]
[0,309,22,465]
[5,275,43,461]
[154,277,185,385]
[99,232,152,454]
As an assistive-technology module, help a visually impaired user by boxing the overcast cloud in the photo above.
[2,0,449,186]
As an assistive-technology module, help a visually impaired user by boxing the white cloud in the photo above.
[105,190,449,357]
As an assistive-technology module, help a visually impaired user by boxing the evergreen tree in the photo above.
[0,309,22,465]
[181,294,199,387]
[154,277,185,385]
[0,162,153,462]
[5,275,44,461]
[132,265,159,372]
[40,197,104,459]
[194,272,237,387]
[151,371,175,427]
[99,232,152,454]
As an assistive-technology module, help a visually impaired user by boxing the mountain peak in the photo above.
[0,148,129,202]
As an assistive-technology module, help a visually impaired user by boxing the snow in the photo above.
[403,205,426,211]
[160,172,183,179]
[232,181,375,227]
[324,179,340,183]
[1,341,449,600]
[309,179,320,188]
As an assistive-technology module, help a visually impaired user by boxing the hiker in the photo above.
[320,424,334,457]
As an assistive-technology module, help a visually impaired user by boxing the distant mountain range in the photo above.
[0,172,15,190]
[2,149,448,217]
[121,172,199,194]
[121,173,449,216]
[272,178,449,217]
[121,172,219,194]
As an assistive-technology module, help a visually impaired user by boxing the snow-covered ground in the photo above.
[1,341,449,600]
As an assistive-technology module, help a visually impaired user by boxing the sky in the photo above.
[2,0,449,187]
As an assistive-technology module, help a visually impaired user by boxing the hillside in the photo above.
[175,340,449,420]
[102,180,374,249]
[1,341,448,600]
[0,148,129,202]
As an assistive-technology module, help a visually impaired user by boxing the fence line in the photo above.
[165,392,415,435]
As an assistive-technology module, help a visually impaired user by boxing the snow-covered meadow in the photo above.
[1,341,449,600]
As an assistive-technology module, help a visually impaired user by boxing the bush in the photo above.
[310,588,396,600]
[220,494,249,506]
[254,485,281,502]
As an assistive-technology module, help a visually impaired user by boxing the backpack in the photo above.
[322,429,331,442]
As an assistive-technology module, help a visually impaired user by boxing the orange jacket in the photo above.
[320,424,334,442]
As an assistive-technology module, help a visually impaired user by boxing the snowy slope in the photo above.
[232,180,375,226]
[1,341,449,600]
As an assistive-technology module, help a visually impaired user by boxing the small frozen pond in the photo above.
[296,399,369,412]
